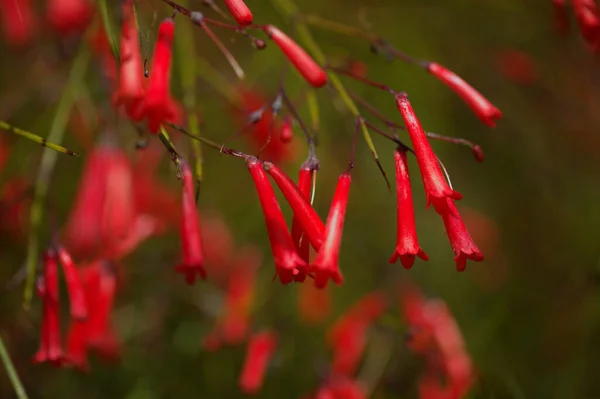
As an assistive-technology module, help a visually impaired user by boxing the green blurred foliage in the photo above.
[1,0,600,398]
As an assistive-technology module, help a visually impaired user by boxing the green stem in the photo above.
[0,121,79,156]
[23,47,90,309]
[0,335,29,399]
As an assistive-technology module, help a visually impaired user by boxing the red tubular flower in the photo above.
[34,249,63,365]
[57,246,88,320]
[291,166,314,263]
[115,1,145,120]
[46,0,93,36]
[224,0,253,26]
[310,173,351,288]
[176,162,206,285]
[395,94,462,214]
[64,318,89,370]
[263,161,325,253]
[280,115,294,143]
[427,63,502,127]
[573,0,600,49]
[0,0,36,46]
[389,148,428,269]
[441,199,484,271]
[264,25,328,88]
[552,0,570,34]
[144,18,176,133]
[239,331,278,394]
[247,158,307,284]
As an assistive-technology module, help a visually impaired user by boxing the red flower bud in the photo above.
[310,173,351,288]
[115,2,145,120]
[263,162,325,253]
[395,95,462,214]
[144,18,176,133]
[176,162,206,285]
[427,63,502,127]
[47,0,93,36]
[280,115,294,143]
[34,249,63,365]
[239,331,278,394]
[0,0,36,46]
[389,148,428,269]
[224,0,253,26]
[264,25,328,88]
[471,145,484,163]
[57,246,88,320]
[247,158,307,283]
[441,199,484,271]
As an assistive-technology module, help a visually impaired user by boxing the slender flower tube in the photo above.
[427,63,502,127]
[34,249,63,365]
[239,331,278,394]
[224,0,253,26]
[247,158,307,284]
[264,25,328,88]
[57,246,88,320]
[441,199,484,271]
[144,18,176,133]
[0,0,36,46]
[389,148,428,268]
[290,166,314,263]
[46,0,93,36]
[263,161,325,252]
[310,173,351,288]
[115,1,145,120]
[395,94,462,214]
[176,162,206,285]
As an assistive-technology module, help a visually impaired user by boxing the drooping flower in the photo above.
[247,158,307,284]
[143,18,178,133]
[395,94,462,214]
[175,162,206,285]
[57,246,88,320]
[573,0,600,49]
[114,1,145,121]
[389,148,428,269]
[224,0,253,26]
[239,331,278,394]
[290,165,314,263]
[427,63,502,127]
[33,249,63,365]
[263,161,325,253]
[310,173,351,288]
[264,25,328,88]
[0,0,36,46]
[440,199,484,271]
[46,0,93,36]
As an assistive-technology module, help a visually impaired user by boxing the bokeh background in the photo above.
[1,0,600,398]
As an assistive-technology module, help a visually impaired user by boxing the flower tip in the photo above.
[472,145,484,162]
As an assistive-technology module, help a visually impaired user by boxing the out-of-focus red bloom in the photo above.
[440,199,484,271]
[298,278,331,324]
[201,212,236,284]
[0,136,8,170]
[552,0,570,34]
[47,0,93,36]
[389,148,428,269]
[264,161,325,254]
[239,331,278,394]
[280,115,294,143]
[175,162,206,285]
[0,0,36,46]
[224,0,253,26]
[573,0,600,50]
[395,94,462,214]
[57,246,88,320]
[0,178,30,237]
[309,377,367,399]
[427,63,502,127]
[89,25,117,82]
[143,18,179,133]
[234,88,299,163]
[264,25,328,88]
[247,158,307,284]
[34,249,64,365]
[310,173,352,288]
[114,1,145,121]
[327,293,387,376]
[494,49,538,85]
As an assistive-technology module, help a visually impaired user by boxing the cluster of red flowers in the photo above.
[0,0,501,397]
[553,0,600,51]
